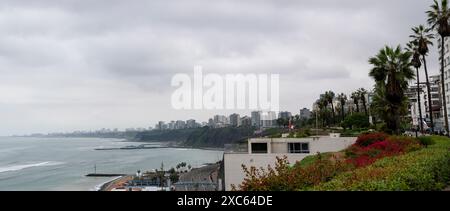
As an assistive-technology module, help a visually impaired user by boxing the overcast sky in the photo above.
[0,0,441,135]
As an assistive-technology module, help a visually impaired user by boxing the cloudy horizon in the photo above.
[0,0,441,136]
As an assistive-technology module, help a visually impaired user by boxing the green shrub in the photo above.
[417,136,435,147]
[295,153,333,168]
[287,132,295,138]
[304,129,311,136]
[342,113,370,130]
[269,133,282,138]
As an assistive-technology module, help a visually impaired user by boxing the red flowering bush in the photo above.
[354,132,389,147]
[236,133,426,190]
[235,154,352,191]
[346,135,422,167]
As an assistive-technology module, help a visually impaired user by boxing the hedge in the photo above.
[311,136,450,191]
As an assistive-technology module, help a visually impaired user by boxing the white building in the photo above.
[156,121,166,130]
[439,37,450,132]
[214,115,228,125]
[424,75,443,131]
[223,136,356,190]
[261,111,277,128]
[408,73,444,132]
[406,84,426,128]
[175,120,186,130]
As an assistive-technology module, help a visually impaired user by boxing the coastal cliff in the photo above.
[134,126,255,148]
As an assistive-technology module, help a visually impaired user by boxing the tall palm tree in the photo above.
[358,88,369,116]
[324,91,336,124]
[410,25,435,133]
[351,92,360,113]
[427,0,450,134]
[316,97,327,127]
[369,46,415,135]
[406,42,425,133]
[337,93,347,122]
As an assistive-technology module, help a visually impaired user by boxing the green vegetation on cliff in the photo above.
[183,126,254,147]
[133,128,199,143]
[134,126,255,148]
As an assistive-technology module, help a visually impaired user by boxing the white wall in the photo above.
[223,137,356,190]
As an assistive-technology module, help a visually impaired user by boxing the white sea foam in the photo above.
[174,148,192,151]
[0,161,64,173]
[91,176,122,191]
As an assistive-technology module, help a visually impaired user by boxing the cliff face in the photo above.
[183,126,254,148]
[133,128,198,143]
[134,126,255,148]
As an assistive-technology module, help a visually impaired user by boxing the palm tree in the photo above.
[351,92,360,113]
[337,93,347,122]
[410,25,435,133]
[358,88,369,116]
[406,42,425,133]
[427,0,450,134]
[369,46,415,134]
[324,91,336,124]
[315,98,326,127]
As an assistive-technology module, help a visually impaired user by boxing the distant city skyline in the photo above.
[0,0,439,136]
[23,108,311,136]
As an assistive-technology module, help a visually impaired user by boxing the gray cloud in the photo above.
[0,0,441,135]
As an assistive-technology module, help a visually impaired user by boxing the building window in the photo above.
[251,143,268,154]
[288,143,310,154]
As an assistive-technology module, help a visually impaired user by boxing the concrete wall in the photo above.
[224,136,356,190]
[271,142,288,153]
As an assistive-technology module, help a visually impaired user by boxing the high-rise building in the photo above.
[261,111,277,128]
[168,121,175,130]
[229,113,241,127]
[240,116,252,127]
[157,121,166,130]
[251,111,262,128]
[278,111,292,120]
[186,119,197,129]
[175,120,186,129]
[214,115,228,125]
[423,74,443,130]
[438,37,450,132]
[208,118,215,127]
[300,108,311,120]
[406,84,426,128]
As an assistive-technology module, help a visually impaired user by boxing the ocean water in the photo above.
[0,137,223,191]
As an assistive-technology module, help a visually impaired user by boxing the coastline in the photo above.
[97,175,133,191]
[94,176,123,191]
[15,135,226,151]
[121,139,225,151]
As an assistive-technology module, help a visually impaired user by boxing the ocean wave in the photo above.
[174,148,192,151]
[0,161,64,173]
